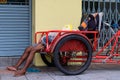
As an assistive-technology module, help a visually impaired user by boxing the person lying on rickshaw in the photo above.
[6,12,100,77]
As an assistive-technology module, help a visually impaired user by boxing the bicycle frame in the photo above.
[35,29,120,64]
[92,29,120,63]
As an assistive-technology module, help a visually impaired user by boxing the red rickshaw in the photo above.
[35,12,120,75]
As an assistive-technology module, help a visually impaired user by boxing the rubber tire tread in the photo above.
[53,34,92,75]
[41,54,54,67]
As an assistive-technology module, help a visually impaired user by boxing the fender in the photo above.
[50,32,93,53]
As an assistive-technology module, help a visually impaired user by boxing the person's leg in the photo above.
[14,43,44,76]
[7,46,33,71]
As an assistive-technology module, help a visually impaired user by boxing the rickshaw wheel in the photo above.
[41,54,54,67]
[54,34,92,75]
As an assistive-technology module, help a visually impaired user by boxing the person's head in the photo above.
[78,13,99,31]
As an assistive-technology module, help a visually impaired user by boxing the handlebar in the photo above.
[103,22,115,35]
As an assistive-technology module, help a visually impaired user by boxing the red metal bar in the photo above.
[35,30,98,52]
[93,32,98,51]
[76,56,87,58]
[34,30,120,64]
[68,60,86,62]
[93,56,108,59]
[95,33,117,56]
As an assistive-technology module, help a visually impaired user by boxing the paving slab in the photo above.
[1,75,27,80]
[0,64,120,80]
[26,73,54,80]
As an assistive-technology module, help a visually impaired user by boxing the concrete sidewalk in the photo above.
[1,64,120,80]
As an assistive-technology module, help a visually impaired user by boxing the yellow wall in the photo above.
[33,0,82,66]
[35,0,82,31]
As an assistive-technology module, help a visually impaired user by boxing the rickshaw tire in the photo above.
[41,54,55,67]
[53,34,92,75]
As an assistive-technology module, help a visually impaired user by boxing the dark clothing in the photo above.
[78,13,99,39]
[78,13,99,31]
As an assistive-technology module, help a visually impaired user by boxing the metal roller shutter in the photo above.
[0,4,31,56]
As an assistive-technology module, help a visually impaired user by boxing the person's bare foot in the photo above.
[14,70,26,77]
[7,66,17,71]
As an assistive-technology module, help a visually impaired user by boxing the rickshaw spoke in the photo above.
[54,34,92,75]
